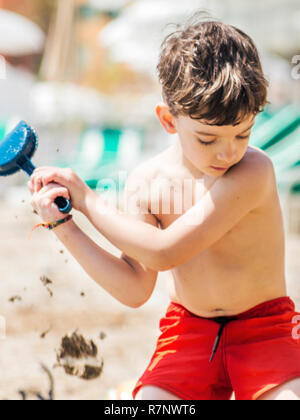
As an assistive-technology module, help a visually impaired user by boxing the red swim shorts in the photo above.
[132,297,300,400]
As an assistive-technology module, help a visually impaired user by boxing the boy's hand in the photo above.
[29,182,71,223]
[28,167,91,213]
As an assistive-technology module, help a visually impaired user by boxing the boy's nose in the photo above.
[217,145,237,164]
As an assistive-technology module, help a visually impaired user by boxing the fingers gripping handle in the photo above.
[18,156,73,214]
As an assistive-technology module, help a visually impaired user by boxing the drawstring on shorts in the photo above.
[210,317,236,362]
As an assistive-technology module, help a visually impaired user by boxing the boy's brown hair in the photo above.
[157,13,269,126]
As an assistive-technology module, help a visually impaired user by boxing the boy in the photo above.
[28,17,300,400]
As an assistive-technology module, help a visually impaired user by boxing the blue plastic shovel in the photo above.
[0,121,72,214]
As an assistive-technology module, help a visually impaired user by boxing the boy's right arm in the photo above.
[53,219,157,308]
[52,171,160,309]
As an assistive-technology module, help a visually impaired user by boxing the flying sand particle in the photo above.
[9,295,22,303]
[99,331,106,340]
[40,276,54,297]
[40,327,52,339]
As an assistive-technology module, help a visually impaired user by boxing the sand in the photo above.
[0,189,299,400]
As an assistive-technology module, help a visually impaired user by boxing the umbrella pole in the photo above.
[40,0,76,81]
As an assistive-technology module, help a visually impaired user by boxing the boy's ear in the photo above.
[156,103,177,134]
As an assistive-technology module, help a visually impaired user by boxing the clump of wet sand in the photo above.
[55,331,104,381]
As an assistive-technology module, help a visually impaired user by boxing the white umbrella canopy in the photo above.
[29,82,111,126]
[0,60,36,120]
[0,9,45,56]
[99,0,210,75]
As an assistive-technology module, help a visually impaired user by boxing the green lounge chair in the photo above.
[266,125,300,175]
[250,104,300,150]
[251,108,273,134]
[277,167,300,195]
[54,126,144,191]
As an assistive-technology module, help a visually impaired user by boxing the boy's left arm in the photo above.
[161,156,274,269]
[30,157,272,271]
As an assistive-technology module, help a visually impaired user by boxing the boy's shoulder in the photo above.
[231,145,274,180]
[127,146,176,183]
[220,145,276,208]
[244,144,273,163]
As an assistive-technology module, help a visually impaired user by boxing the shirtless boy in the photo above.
[28,17,300,400]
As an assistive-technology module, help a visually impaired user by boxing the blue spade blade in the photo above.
[0,121,72,214]
[0,121,37,176]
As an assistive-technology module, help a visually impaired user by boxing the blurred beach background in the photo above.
[0,0,299,400]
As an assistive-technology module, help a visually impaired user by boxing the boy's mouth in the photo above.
[210,166,229,171]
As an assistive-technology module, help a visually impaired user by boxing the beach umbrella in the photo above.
[99,0,300,76]
[0,61,36,120]
[30,82,111,125]
[99,0,209,76]
[0,9,45,56]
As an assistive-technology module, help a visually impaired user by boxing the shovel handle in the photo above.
[20,159,73,214]
[54,196,72,214]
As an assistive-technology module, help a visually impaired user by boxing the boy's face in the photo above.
[156,103,255,177]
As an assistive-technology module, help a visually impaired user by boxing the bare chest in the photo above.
[149,170,281,271]
[146,156,286,315]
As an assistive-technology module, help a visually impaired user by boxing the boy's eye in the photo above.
[197,139,215,146]
[197,135,250,145]
[237,135,250,140]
